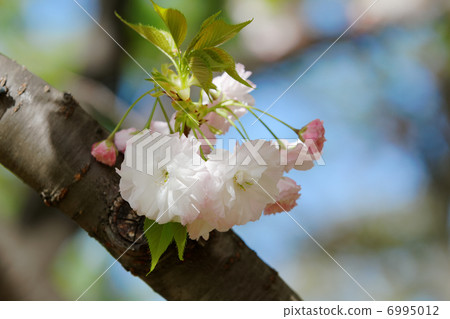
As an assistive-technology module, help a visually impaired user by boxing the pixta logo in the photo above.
[124,131,172,175]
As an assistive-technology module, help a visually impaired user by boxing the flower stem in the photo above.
[230,101,298,132]
[157,98,174,134]
[216,105,250,140]
[108,90,152,140]
[247,108,283,145]
[249,106,297,131]
[235,117,250,141]
[144,98,159,129]
[192,129,211,161]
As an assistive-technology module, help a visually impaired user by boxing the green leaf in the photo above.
[200,47,234,71]
[187,18,253,52]
[185,11,221,54]
[189,52,214,91]
[116,12,177,59]
[200,11,222,29]
[151,1,187,47]
[189,48,252,87]
[144,219,174,272]
[143,218,187,272]
[224,65,253,88]
[172,223,187,260]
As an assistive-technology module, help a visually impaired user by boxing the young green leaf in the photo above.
[200,47,234,71]
[189,48,252,87]
[143,219,188,272]
[225,65,253,88]
[187,18,253,52]
[189,53,214,91]
[200,11,222,29]
[151,1,187,47]
[116,12,178,59]
[144,219,175,272]
[185,11,221,54]
[172,223,187,260]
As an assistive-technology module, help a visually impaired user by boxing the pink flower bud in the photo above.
[264,177,301,215]
[114,128,137,153]
[300,119,326,154]
[91,140,117,167]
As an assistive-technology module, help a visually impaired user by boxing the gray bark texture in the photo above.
[0,53,301,301]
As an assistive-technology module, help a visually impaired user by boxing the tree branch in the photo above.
[0,54,301,301]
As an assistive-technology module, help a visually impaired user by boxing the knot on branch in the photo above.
[40,187,68,207]
[0,77,14,120]
[109,196,146,245]
[57,92,78,118]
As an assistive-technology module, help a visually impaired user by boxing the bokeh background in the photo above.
[0,0,449,301]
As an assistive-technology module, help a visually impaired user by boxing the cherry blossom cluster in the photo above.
[89,1,325,270]
[91,65,325,240]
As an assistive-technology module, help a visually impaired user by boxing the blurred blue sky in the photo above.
[232,27,433,277]
[22,0,98,47]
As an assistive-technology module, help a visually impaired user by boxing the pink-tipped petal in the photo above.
[264,177,301,215]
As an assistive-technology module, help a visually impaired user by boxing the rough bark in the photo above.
[0,54,301,301]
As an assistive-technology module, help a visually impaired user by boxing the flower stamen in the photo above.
[233,171,253,191]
